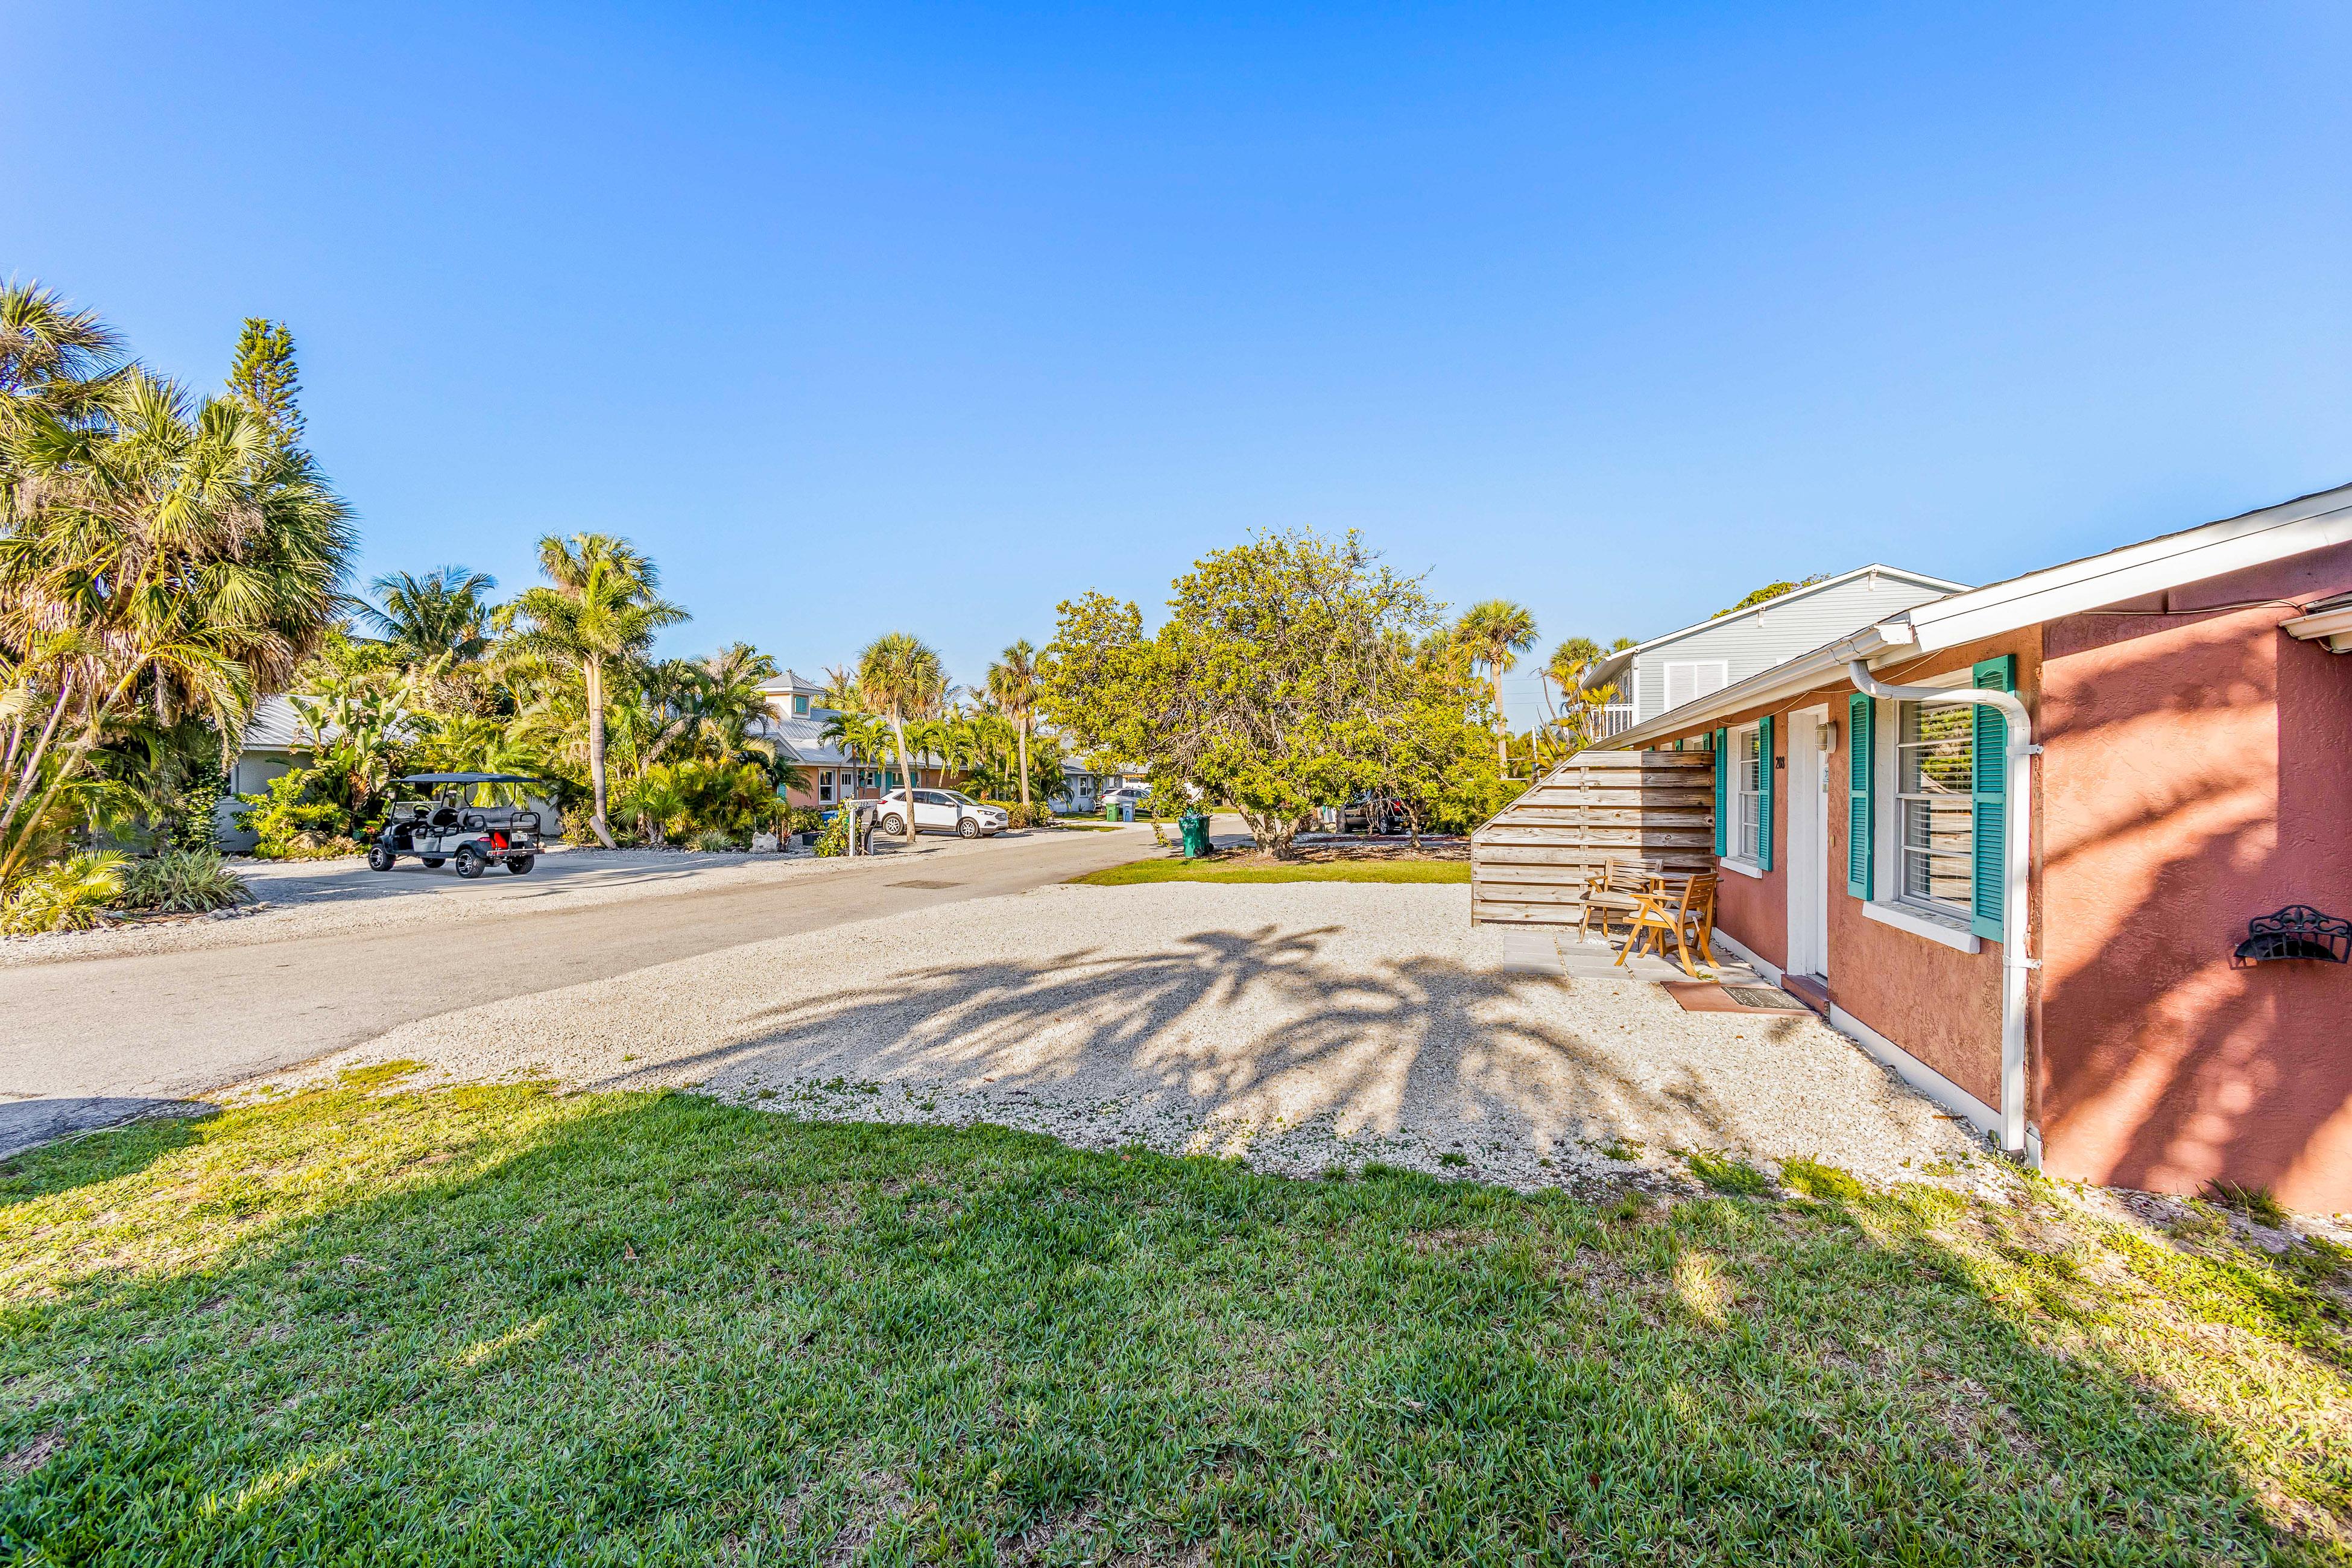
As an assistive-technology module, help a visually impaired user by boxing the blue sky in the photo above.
[6,3,2348,725]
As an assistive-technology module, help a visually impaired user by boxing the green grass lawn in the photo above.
[1071,856,1472,885]
[2,1075,2347,1565]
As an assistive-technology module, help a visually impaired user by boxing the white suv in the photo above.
[873,789,1008,838]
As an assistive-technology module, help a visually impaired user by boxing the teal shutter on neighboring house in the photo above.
[1755,715,1775,872]
[1712,727,1728,857]
[1970,656,2015,940]
[1846,693,1873,899]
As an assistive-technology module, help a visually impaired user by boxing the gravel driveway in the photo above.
[292,879,1996,1196]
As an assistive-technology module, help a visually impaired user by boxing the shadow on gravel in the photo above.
[612,924,1850,1160]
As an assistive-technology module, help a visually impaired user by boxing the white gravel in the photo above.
[276,879,2002,1198]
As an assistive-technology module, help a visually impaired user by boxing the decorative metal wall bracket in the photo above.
[2231,905,2351,967]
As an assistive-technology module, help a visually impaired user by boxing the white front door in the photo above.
[1786,707,1833,979]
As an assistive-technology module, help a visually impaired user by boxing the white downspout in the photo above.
[1846,659,2040,1160]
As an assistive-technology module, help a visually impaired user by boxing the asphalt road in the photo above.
[0,827,1153,1149]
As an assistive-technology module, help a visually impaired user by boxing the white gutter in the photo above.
[2283,601,2352,653]
[1845,659,2038,1160]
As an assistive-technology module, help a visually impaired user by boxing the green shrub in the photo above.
[1686,1149,1772,1195]
[689,828,738,853]
[117,848,254,914]
[812,809,854,858]
[1780,1157,1867,1202]
[786,806,826,835]
[1,852,128,934]
[235,769,356,859]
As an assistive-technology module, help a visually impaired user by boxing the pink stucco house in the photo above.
[1599,482,2352,1213]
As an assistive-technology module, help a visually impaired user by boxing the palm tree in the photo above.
[856,632,945,846]
[498,534,686,847]
[986,639,1042,814]
[1,364,354,882]
[361,566,499,665]
[1,279,126,437]
[1456,599,1538,776]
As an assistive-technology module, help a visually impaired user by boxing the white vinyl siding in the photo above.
[1662,660,1730,713]
[1731,726,1763,862]
[1895,700,1974,917]
[1630,569,1962,720]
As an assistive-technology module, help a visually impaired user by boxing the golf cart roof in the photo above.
[390,773,547,787]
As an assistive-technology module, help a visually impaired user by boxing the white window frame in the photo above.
[1726,722,1764,868]
[1660,659,1730,716]
[818,769,835,804]
[1865,684,1984,952]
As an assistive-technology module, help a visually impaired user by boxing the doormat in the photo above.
[1662,981,1812,1015]
[887,879,964,890]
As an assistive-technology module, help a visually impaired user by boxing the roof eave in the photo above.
[1599,622,1914,750]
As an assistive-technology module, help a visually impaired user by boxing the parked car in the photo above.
[870,788,1008,838]
[1101,785,1152,812]
[1340,794,1409,835]
[366,773,548,877]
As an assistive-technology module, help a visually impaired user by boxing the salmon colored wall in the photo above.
[2038,545,2352,1213]
[1713,723,1788,973]
[1648,630,2036,1112]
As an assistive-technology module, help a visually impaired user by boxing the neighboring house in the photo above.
[1047,760,1108,813]
[750,669,957,808]
[213,694,319,851]
[1592,481,2352,1213]
[1576,565,1967,735]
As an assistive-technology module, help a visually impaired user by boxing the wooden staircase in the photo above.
[1470,748,1718,928]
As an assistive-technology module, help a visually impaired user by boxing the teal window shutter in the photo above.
[1755,715,1775,871]
[1970,656,2014,940]
[1846,693,1873,899]
[1712,727,1728,857]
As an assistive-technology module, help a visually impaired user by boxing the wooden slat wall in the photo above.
[1469,749,1717,928]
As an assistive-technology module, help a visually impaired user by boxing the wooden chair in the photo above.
[1617,871,1719,978]
[1577,857,1661,946]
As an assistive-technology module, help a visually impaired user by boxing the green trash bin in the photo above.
[1102,801,1119,823]
[1178,811,1210,859]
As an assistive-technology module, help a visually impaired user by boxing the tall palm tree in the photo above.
[361,566,498,665]
[0,365,354,881]
[1,280,126,437]
[1456,599,1538,776]
[986,638,1042,813]
[857,632,945,846]
[498,534,686,847]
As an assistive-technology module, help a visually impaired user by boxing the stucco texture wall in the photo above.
[1825,634,2036,1112]
[2038,546,2352,1213]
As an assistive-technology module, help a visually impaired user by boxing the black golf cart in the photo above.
[368,773,550,878]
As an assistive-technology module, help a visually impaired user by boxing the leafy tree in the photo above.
[1455,599,1538,776]
[226,318,304,443]
[1042,530,1451,858]
[1364,631,1507,844]
[856,633,946,846]
[1715,574,1827,619]
[986,639,1042,812]
[496,534,686,847]
[361,566,499,665]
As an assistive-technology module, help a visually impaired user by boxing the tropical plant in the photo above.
[0,850,126,933]
[987,639,1042,812]
[856,633,946,846]
[1,308,355,884]
[361,566,499,665]
[1455,599,1538,776]
[812,806,854,857]
[234,768,355,859]
[497,534,686,847]
[117,846,251,914]
[226,318,303,443]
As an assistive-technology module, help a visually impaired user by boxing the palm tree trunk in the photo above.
[1493,668,1510,776]
[1015,718,1031,809]
[890,713,918,845]
[585,660,616,848]
[0,677,77,853]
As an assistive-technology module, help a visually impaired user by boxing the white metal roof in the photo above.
[1576,562,1968,692]
[1598,479,2352,750]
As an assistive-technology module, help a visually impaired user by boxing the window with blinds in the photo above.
[1896,699,1974,915]
[1733,726,1763,862]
